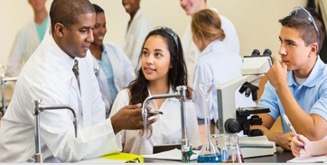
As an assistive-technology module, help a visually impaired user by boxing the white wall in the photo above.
[0,0,306,66]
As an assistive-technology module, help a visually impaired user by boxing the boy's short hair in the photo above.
[279,7,325,53]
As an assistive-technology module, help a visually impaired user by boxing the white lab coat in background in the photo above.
[92,43,136,117]
[0,33,121,162]
[123,8,152,68]
[193,40,255,123]
[110,88,201,155]
[6,19,50,77]
[182,7,240,88]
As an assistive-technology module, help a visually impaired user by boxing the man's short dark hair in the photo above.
[279,7,325,53]
[50,0,95,32]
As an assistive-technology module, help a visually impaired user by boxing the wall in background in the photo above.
[0,0,306,66]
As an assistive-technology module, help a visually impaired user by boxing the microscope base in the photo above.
[239,135,276,158]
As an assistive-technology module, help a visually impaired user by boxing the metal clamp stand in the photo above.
[0,76,17,115]
[141,85,193,163]
[33,99,78,163]
[177,86,193,163]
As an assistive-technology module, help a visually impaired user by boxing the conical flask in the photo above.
[229,133,244,163]
[197,82,222,163]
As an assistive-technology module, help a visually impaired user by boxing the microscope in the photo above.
[224,106,270,136]
[216,49,276,158]
[216,49,273,135]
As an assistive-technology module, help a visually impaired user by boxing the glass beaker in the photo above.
[223,134,244,163]
[197,83,221,163]
[212,133,229,162]
[230,133,244,163]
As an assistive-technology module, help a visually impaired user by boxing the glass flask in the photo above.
[212,133,228,162]
[197,82,222,163]
[230,133,244,163]
[222,134,244,163]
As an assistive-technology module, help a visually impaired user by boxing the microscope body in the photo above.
[216,49,273,135]
[224,107,270,136]
[216,49,277,158]
[216,75,263,134]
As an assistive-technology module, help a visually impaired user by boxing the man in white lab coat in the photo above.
[6,0,49,77]
[0,0,155,162]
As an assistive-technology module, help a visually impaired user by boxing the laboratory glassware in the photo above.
[197,82,221,163]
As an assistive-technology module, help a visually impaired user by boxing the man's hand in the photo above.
[275,132,294,151]
[110,103,157,134]
[251,125,294,150]
[265,60,288,91]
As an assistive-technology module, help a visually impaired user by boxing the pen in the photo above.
[282,114,297,135]
[282,114,306,152]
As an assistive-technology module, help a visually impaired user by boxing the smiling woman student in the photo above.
[110,27,201,155]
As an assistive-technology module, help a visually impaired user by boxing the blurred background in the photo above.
[0,0,316,66]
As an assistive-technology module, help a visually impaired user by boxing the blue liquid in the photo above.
[197,154,222,163]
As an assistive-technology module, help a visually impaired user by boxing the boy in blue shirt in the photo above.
[254,6,327,151]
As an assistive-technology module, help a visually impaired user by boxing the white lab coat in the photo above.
[193,40,255,122]
[110,88,201,155]
[182,7,240,88]
[6,18,50,77]
[92,43,135,117]
[0,33,121,162]
[123,8,152,68]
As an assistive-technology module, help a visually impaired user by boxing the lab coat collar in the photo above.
[46,32,76,68]
[99,45,108,62]
[45,32,82,96]
[127,8,144,32]
[133,8,144,23]
[199,40,224,58]
[287,56,325,88]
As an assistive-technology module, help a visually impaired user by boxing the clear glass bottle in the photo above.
[212,133,229,163]
[230,133,244,163]
[197,83,221,163]
[224,134,244,163]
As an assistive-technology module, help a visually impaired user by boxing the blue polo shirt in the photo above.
[258,56,327,133]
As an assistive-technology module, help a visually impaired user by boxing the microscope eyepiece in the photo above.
[263,49,272,56]
[251,49,260,56]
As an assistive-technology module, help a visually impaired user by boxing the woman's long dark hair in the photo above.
[128,27,191,105]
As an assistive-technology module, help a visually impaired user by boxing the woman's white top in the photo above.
[110,88,201,154]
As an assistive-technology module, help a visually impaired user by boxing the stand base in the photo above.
[239,135,276,158]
